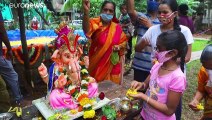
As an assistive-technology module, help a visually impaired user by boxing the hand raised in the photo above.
[138,17,152,28]
[82,0,90,13]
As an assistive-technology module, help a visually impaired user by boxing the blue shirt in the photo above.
[132,12,160,71]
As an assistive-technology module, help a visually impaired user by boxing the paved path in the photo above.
[190,50,203,62]
[194,37,211,40]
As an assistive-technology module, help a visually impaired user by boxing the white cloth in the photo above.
[141,24,194,60]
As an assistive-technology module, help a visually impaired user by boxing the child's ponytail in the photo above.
[173,17,181,31]
[180,47,187,72]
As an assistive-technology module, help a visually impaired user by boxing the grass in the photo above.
[182,60,203,120]
[192,39,211,52]
[132,37,211,53]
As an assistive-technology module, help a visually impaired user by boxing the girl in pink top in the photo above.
[130,30,188,120]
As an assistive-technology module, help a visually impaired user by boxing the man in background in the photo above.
[0,12,23,107]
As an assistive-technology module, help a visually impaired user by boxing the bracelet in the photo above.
[41,74,48,78]
[147,97,150,104]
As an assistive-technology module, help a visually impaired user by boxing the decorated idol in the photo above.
[38,22,98,112]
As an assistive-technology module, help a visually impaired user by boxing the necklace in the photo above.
[161,66,175,71]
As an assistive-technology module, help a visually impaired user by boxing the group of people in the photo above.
[82,0,211,119]
[0,0,211,119]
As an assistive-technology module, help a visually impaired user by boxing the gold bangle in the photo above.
[147,97,150,104]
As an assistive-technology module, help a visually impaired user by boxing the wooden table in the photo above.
[12,80,142,120]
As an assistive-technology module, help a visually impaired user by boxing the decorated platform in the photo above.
[32,97,110,119]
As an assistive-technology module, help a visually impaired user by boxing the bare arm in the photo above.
[192,91,204,101]
[82,0,90,35]
[143,75,150,89]
[132,90,182,116]
[135,38,149,52]
[0,21,13,60]
[126,0,138,22]
[0,22,12,51]
[131,75,150,91]
[147,90,181,115]
[185,44,192,63]
[188,90,204,111]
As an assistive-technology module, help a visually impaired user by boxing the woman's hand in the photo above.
[113,45,120,52]
[131,81,146,91]
[38,63,48,77]
[82,0,90,14]
[188,99,200,111]
[138,17,152,28]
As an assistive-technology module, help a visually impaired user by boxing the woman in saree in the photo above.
[82,0,127,84]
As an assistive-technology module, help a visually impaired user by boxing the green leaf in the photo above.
[60,0,74,14]
[110,52,119,65]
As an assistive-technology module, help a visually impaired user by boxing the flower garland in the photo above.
[2,44,55,65]
[12,44,43,65]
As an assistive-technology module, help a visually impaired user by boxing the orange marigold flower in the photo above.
[77,94,88,102]
[78,106,83,112]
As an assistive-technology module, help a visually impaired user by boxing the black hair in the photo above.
[119,4,126,10]
[157,30,188,72]
[178,4,189,16]
[160,0,181,31]
[101,0,116,14]
[200,44,212,63]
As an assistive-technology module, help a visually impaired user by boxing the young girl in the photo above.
[189,44,212,119]
[135,0,194,119]
[130,30,188,120]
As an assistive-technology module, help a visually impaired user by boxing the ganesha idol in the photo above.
[38,22,98,110]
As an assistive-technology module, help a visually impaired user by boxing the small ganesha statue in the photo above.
[38,22,98,110]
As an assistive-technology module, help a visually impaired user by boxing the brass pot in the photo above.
[120,97,132,113]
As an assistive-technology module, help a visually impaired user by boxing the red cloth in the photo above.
[31,21,38,30]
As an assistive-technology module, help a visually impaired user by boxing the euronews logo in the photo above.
[9,3,45,9]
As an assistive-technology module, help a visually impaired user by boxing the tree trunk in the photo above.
[16,0,33,93]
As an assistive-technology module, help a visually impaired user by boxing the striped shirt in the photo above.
[132,12,160,71]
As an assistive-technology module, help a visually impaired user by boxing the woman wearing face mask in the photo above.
[189,44,212,120]
[82,0,127,84]
[135,0,194,119]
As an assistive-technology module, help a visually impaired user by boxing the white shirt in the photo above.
[141,24,194,60]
